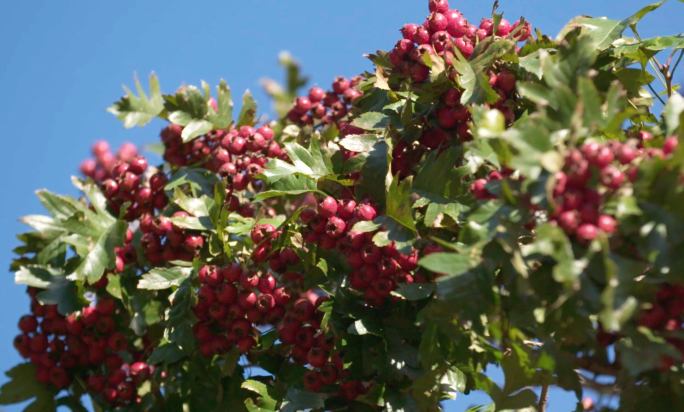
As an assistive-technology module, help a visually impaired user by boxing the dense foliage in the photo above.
[3,1,684,411]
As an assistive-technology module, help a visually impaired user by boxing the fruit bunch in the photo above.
[639,283,684,369]
[550,136,678,243]
[390,0,530,82]
[14,287,152,407]
[286,76,364,128]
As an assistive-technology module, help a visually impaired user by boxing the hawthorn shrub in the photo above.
[3,1,684,411]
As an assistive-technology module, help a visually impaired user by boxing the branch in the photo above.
[577,371,620,395]
[538,384,549,412]
[573,357,620,376]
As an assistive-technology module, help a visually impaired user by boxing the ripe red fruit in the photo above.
[18,315,38,333]
[222,263,242,283]
[293,299,315,322]
[496,71,516,92]
[447,15,469,38]
[428,13,448,32]
[108,332,127,352]
[496,19,512,36]
[295,327,316,349]
[597,215,616,234]
[304,371,322,392]
[325,216,347,238]
[256,294,276,313]
[232,319,253,339]
[558,210,580,234]
[318,196,338,218]
[576,224,599,243]
[437,106,458,128]
[420,127,447,149]
[361,244,382,264]
[240,270,260,290]
[216,283,238,304]
[307,347,329,368]
[257,274,276,294]
[355,204,377,221]
[600,166,625,190]
[413,27,431,45]
[273,287,292,306]
[238,290,257,309]
[88,375,106,393]
[664,136,678,155]
[183,234,204,253]
[332,77,350,95]
[511,20,532,41]
[637,130,652,141]
[237,336,256,353]
[198,285,217,305]
[108,369,127,386]
[251,223,277,244]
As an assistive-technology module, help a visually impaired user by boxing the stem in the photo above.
[632,28,668,90]
[647,82,666,105]
[538,384,549,412]
[672,49,684,74]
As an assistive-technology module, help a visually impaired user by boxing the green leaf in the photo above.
[15,265,59,288]
[348,318,384,336]
[107,73,164,128]
[139,267,193,290]
[147,343,185,365]
[418,252,478,277]
[280,388,325,412]
[558,16,625,50]
[166,168,219,197]
[36,275,88,315]
[167,277,197,350]
[501,344,537,396]
[624,0,669,29]
[664,93,684,136]
[0,363,56,409]
[206,79,234,128]
[74,220,127,285]
[392,283,435,301]
[351,112,390,131]
[356,140,389,208]
[181,119,214,143]
[252,175,323,202]
[242,380,278,412]
[19,215,65,235]
[237,89,258,127]
[518,49,544,79]
[496,389,537,411]
[385,174,416,231]
[339,134,381,152]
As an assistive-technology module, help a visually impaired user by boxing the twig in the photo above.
[577,371,620,395]
[647,82,666,105]
[538,384,549,412]
[573,356,620,376]
[672,49,684,74]
[632,28,668,90]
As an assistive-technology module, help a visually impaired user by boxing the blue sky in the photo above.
[0,0,681,411]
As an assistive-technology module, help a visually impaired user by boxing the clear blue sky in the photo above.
[0,1,681,411]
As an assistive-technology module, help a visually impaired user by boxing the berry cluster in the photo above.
[80,140,138,182]
[286,77,364,128]
[300,196,425,306]
[140,211,205,264]
[638,283,684,369]
[14,288,152,407]
[276,294,369,401]
[390,0,531,82]
[81,142,167,221]
[549,138,676,243]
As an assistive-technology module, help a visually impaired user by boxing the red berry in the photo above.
[597,215,616,234]
[496,71,516,93]
[307,347,329,368]
[576,224,599,243]
[215,283,238,304]
[237,336,256,353]
[447,15,469,38]
[304,371,322,392]
[318,196,338,218]
[428,13,448,32]
[238,290,257,309]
